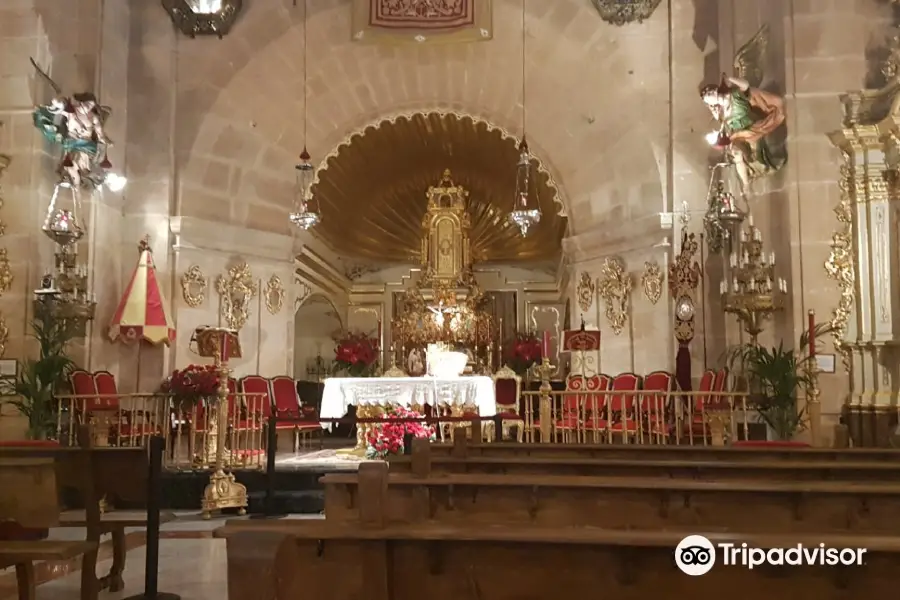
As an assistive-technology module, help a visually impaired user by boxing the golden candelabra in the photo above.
[191,326,248,519]
[718,213,787,343]
[34,182,97,338]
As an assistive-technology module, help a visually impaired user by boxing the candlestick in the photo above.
[542,331,551,360]
[808,309,816,358]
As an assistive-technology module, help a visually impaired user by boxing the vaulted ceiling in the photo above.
[309,112,567,264]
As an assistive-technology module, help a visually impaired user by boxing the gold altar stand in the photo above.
[191,326,248,519]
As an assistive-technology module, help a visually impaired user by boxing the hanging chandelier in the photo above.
[289,0,320,230]
[507,0,541,237]
[290,147,319,230]
[508,139,541,236]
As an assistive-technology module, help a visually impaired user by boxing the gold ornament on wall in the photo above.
[591,0,663,26]
[576,271,595,313]
[597,257,633,335]
[181,265,208,308]
[264,275,285,315]
[0,154,9,357]
[294,280,312,312]
[216,262,258,331]
[640,260,664,305]
[825,156,854,370]
[668,231,702,343]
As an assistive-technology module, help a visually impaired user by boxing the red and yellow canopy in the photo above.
[108,239,175,346]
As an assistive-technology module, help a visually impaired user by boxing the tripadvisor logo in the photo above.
[675,535,867,576]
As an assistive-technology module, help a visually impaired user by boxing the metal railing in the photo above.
[53,393,269,470]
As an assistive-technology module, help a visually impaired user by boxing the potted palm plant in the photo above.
[3,311,77,440]
[722,323,832,442]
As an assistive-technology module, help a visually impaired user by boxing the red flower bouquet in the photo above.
[160,363,220,404]
[333,331,379,377]
[365,405,435,459]
[504,332,543,375]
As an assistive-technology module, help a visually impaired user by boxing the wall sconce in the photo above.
[161,0,243,39]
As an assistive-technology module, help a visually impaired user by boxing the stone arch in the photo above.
[178,0,671,234]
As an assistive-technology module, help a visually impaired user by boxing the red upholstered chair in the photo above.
[560,374,609,443]
[603,373,642,438]
[91,371,120,411]
[640,371,675,443]
[683,369,715,442]
[226,378,252,431]
[271,376,320,449]
[92,371,150,443]
[489,366,524,442]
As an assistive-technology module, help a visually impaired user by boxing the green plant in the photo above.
[4,311,78,439]
[721,323,833,441]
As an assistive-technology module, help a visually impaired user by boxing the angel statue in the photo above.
[29,58,126,192]
[700,25,786,196]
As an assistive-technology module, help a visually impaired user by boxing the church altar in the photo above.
[320,376,496,428]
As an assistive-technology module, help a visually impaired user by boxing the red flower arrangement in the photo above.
[160,364,220,404]
[333,331,379,377]
[504,332,543,375]
[365,405,435,459]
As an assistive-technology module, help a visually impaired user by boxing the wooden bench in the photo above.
[386,439,900,481]
[0,456,97,600]
[321,462,900,534]
[0,435,148,599]
[215,519,900,600]
[57,510,176,592]
[430,433,900,462]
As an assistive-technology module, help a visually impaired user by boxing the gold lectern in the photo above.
[190,326,248,519]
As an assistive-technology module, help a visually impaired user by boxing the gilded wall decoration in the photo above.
[591,0,663,26]
[264,275,285,315]
[575,271,595,313]
[180,265,208,308]
[640,260,664,305]
[0,155,9,357]
[352,0,493,44]
[597,257,633,336]
[215,262,258,331]
[824,156,854,370]
[294,279,312,311]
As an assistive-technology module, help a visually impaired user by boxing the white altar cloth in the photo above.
[320,376,496,428]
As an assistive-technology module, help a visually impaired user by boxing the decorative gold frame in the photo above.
[576,271,595,313]
[215,262,258,331]
[181,265,208,308]
[264,275,285,315]
[590,0,663,26]
[825,155,854,370]
[640,260,663,305]
[0,155,9,357]
[597,257,633,336]
[161,0,242,39]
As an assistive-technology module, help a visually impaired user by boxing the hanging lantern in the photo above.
[289,147,320,230]
[43,179,85,247]
[507,139,541,237]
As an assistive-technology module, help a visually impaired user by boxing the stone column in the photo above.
[827,77,900,446]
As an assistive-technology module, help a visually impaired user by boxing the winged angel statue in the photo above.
[29,58,125,192]
[700,25,786,195]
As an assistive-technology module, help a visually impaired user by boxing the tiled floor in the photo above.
[35,540,227,600]
[2,512,326,599]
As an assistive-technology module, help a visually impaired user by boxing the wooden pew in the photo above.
[216,518,900,600]
[386,437,900,482]
[321,462,900,535]
[0,438,148,597]
[431,433,900,462]
[0,456,97,600]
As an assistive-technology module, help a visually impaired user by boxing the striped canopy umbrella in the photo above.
[108,238,175,346]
